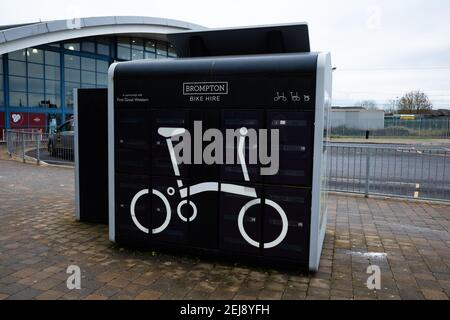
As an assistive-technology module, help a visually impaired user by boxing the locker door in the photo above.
[151,109,189,178]
[116,109,150,174]
[221,109,264,183]
[219,184,263,255]
[266,111,314,187]
[150,177,188,245]
[187,109,220,248]
[115,174,150,245]
[262,186,310,261]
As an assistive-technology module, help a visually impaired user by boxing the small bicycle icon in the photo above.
[130,127,289,249]
[274,92,287,102]
[290,91,301,102]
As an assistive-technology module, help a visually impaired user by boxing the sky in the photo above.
[1,0,449,109]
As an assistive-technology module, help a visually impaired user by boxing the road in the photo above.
[25,143,450,201]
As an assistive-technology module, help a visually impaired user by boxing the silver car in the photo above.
[48,119,75,159]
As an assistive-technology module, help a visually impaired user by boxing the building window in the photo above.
[8,48,62,108]
[81,41,96,53]
[116,37,173,61]
[131,38,144,60]
[117,45,131,60]
[145,40,156,53]
[9,92,27,107]
[0,55,4,107]
[96,37,110,56]
[117,36,131,60]
[8,60,26,76]
[3,36,170,112]
[27,48,44,64]
[64,54,80,69]
[168,44,177,58]
[8,49,26,61]
[28,63,44,78]
[45,65,60,81]
[45,51,60,66]
[156,42,167,57]
[64,54,80,108]
[96,59,109,87]
[64,42,80,51]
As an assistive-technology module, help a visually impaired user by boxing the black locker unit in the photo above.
[108,24,332,271]
[74,88,109,224]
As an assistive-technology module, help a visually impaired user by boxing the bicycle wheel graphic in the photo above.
[238,198,288,249]
[130,189,171,234]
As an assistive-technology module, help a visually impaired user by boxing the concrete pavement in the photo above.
[0,158,449,300]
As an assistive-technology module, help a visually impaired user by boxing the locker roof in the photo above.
[112,52,319,79]
[167,23,310,57]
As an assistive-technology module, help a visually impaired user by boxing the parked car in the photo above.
[48,119,75,159]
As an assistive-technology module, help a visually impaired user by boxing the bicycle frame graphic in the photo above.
[130,127,288,249]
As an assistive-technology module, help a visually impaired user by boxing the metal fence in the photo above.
[5,130,450,202]
[6,129,74,165]
[0,128,6,142]
[327,144,450,202]
[330,118,450,139]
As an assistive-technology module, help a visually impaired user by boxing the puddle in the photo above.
[347,251,387,260]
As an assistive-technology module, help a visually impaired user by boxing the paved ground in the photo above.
[0,158,449,300]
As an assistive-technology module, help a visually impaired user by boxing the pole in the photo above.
[22,132,25,163]
[365,148,371,198]
[36,134,40,165]
[365,131,370,197]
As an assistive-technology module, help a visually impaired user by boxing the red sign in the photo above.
[29,113,45,128]
[10,112,46,129]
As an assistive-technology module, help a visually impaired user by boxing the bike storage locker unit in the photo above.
[74,88,109,224]
[108,24,332,271]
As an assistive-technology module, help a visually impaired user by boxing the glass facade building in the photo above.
[0,35,175,133]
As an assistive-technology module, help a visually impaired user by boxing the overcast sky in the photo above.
[1,0,449,109]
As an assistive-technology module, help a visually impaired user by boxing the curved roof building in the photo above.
[0,16,204,135]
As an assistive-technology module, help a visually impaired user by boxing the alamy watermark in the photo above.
[66,265,81,290]
[165,121,280,176]
[366,265,381,290]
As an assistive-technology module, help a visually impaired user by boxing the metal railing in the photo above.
[327,144,450,202]
[5,130,449,202]
[0,129,6,142]
[6,129,74,165]
[330,118,450,139]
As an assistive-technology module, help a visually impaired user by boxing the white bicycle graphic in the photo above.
[273,91,287,102]
[130,127,288,249]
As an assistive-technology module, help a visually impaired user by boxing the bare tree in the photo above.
[398,91,433,114]
[356,100,379,110]
[384,99,398,114]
